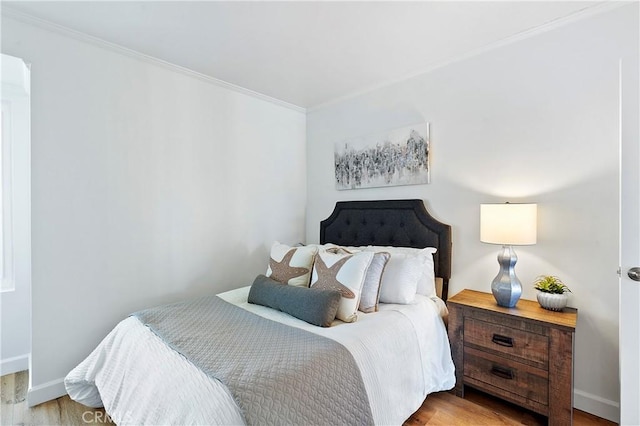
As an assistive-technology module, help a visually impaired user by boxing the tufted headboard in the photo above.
[320,199,452,301]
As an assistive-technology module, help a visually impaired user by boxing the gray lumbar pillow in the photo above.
[248,275,341,327]
[359,251,390,313]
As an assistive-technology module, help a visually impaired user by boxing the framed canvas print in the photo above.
[334,122,430,190]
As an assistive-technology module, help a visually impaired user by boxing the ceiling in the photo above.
[3,1,606,109]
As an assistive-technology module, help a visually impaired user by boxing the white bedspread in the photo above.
[65,287,455,425]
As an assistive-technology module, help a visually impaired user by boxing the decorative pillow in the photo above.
[310,245,386,312]
[266,242,318,287]
[248,275,341,327]
[310,251,373,323]
[364,246,438,299]
[358,252,390,313]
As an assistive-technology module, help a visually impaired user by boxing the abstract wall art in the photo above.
[334,122,430,190]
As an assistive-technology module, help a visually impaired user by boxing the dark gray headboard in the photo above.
[320,199,452,301]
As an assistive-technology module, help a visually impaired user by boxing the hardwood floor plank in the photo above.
[405,388,617,426]
[463,386,546,425]
[58,395,113,426]
[59,396,88,426]
[406,391,522,426]
[13,398,63,426]
[1,401,14,426]
[1,373,16,425]
[574,409,617,426]
[1,373,16,403]
[14,371,28,403]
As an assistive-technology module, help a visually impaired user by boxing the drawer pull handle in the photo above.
[490,365,514,380]
[491,334,514,347]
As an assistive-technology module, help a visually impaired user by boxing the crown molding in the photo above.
[1,6,306,114]
[2,1,629,114]
[308,1,630,112]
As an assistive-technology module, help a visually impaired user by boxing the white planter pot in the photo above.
[536,291,568,311]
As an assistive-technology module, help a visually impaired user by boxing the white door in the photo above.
[0,54,31,376]
[619,54,640,424]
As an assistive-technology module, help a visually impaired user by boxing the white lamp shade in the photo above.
[480,203,537,245]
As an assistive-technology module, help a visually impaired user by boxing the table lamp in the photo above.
[480,203,537,307]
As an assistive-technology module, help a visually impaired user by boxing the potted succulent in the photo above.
[533,275,571,311]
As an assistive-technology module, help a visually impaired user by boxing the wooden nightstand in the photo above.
[447,289,577,425]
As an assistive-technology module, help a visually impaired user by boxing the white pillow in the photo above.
[310,251,373,322]
[363,246,436,304]
[266,242,318,287]
[417,250,437,297]
[376,252,423,304]
[364,246,437,299]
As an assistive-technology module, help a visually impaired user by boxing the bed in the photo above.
[65,199,455,425]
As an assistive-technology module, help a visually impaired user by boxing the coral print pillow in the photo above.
[310,251,374,323]
[266,242,318,287]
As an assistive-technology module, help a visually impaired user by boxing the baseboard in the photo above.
[27,377,66,407]
[0,354,29,376]
[574,388,619,423]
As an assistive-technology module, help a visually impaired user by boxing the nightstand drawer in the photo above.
[464,347,549,405]
[464,317,548,368]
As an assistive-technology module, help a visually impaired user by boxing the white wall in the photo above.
[306,5,638,422]
[1,17,307,405]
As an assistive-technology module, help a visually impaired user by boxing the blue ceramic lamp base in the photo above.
[491,245,522,308]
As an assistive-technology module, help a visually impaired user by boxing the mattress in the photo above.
[65,286,455,425]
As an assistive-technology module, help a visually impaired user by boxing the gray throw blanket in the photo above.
[133,295,374,426]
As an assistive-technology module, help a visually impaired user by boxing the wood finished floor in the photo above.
[2,371,616,425]
[405,387,617,426]
[1,371,112,426]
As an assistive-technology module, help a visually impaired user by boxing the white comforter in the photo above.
[65,287,455,425]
